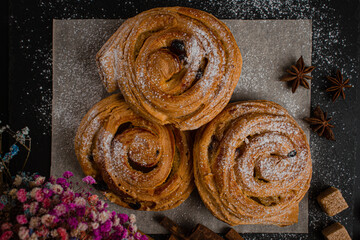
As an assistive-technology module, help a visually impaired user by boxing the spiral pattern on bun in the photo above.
[96,7,242,130]
[194,100,311,226]
[75,94,193,211]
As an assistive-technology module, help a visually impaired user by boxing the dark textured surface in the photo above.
[3,0,359,239]
[1,0,8,123]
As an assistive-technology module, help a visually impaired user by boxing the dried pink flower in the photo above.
[68,217,79,229]
[100,220,113,233]
[61,190,74,203]
[36,225,49,238]
[48,176,56,184]
[140,235,149,240]
[50,184,63,195]
[16,215,28,225]
[56,178,70,188]
[23,203,30,211]
[30,187,39,198]
[70,228,80,238]
[42,198,51,208]
[82,176,96,185]
[62,171,74,179]
[91,222,99,230]
[16,189,27,203]
[50,229,58,238]
[99,211,110,224]
[34,189,44,202]
[57,227,68,240]
[96,200,108,211]
[76,207,86,217]
[129,224,137,233]
[18,227,29,240]
[35,176,45,186]
[29,201,39,215]
[41,214,55,227]
[113,216,120,227]
[38,207,48,215]
[74,197,86,207]
[118,213,129,224]
[129,214,136,224]
[1,223,12,231]
[54,203,68,217]
[29,217,41,229]
[42,188,53,198]
[134,232,142,240]
[88,194,98,205]
[77,222,88,232]
[120,228,128,239]
[0,230,13,240]
[89,210,98,221]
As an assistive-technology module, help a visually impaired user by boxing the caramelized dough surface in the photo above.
[75,94,194,211]
[96,7,242,130]
[194,100,312,225]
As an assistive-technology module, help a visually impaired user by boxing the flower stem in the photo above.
[21,139,31,170]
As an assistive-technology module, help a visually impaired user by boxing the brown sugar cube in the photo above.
[160,216,187,240]
[317,187,348,216]
[189,224,224,240]
[225,228,244,240]
[322,222,351,240]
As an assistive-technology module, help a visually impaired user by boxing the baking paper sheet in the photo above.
[52,19,312,234]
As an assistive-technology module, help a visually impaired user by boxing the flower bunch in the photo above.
[0,171,148,240]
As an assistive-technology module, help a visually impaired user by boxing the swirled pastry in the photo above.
[74,94,193,211]
[194,100,312,226]
[96,7,242,130]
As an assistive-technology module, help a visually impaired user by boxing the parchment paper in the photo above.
[52,19,312,234]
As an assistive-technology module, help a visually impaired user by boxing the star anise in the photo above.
[304,106,335,141]
[326,70,352,102]
[281,56,315,93]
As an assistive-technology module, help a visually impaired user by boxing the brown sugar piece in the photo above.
[160,216,188,240]
[322,222,351,240]
[225,228,244,240]
[160,216,223,240]
[189,224,224,240]
[317,187,348,216]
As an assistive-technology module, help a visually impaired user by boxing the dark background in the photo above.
[1,0,359,239]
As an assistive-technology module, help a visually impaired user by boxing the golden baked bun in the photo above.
[194,100,312,226]
[96,7,242,130]
[74,94,193,211]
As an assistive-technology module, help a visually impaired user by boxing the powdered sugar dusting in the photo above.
[227,20,312,129]
[97,9,238,130]
[47,5,356,232]
[53,19,311,234]
[196,101,311,226]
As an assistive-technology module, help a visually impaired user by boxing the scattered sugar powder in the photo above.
[10,0,355,236]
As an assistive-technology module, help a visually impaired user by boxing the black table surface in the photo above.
[2,0,360,239]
